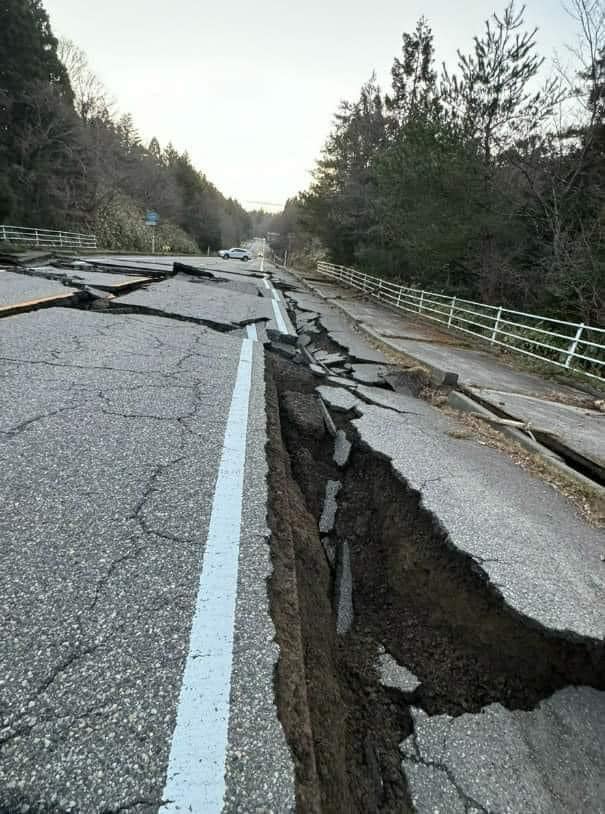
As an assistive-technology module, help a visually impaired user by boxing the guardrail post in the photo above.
[0,225,5,241]
[396,286,403,308]
[34,229,39,246]
[418,291,425,313]
[564,323,585,368]
[490,307,503,345]
[448,296,457,327]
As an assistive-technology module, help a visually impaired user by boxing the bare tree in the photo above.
[509,0,605,320]
[58,38,113,121]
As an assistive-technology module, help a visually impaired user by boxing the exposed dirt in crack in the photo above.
[268,288,605,813]
[336,440,605,716]
[266,352,413,814]
[266,349,605,814]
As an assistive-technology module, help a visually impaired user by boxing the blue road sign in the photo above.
[145,210,160,226]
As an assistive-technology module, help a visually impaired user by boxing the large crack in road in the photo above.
[265,279,605,813]
[1,254,603,813]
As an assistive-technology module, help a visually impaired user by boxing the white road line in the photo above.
[263,276,290,334]
[162,338,255,813]
[246,323,258,341]
[271,299,288,334]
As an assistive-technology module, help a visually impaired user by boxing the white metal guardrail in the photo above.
[317,260,605,384]
[0,225,97,250]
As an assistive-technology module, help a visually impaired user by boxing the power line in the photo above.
[243,200,283,207]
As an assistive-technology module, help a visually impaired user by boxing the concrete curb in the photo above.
[448,390,605,500]
[290,269,605,501]
[360,324,459,387]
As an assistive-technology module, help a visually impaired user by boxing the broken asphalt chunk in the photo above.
[316,386,360,414]
[309,363,328,378]
[269,341,300,361]
[382,368,429,397]
[378,649,421,694]
[400,688,605,814]
[314,351,347,367]
[317,397,337,436]
[350,363,395,386]
[335,540,354,635]
[267,329,298,347]
[173,262,215,278]
[282,391,326,438]
[319,479,341,535]
[334,430,352,467]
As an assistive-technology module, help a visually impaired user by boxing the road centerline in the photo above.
[162,337,255,812]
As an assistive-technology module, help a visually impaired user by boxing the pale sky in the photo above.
[44,0,573,210]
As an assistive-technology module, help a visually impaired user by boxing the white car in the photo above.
[219,247,250,261]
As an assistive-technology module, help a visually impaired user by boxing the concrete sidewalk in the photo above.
[293,269,605,483]
[269,262,605,814]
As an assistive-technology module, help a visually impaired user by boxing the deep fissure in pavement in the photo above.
[266,344,605,813]
[337,440,604,714]
[265,354,414,814]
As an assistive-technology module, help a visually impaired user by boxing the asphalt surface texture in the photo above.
[0,251,295,813]
[282,263,605,813]
[21,266,153,292]
[0,270,77,310]
[294,269,605,476]
[401,686,605,813]
[284,269,605,639]
[114,276,276,331]
[352,402,605,639]
[2,250,604,813]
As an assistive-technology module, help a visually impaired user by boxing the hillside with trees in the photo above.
[0,0,251,252]
[298,1,605,324]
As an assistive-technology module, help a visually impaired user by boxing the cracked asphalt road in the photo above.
[0,271,79,312]
[0,296,294,812]
[113,276,276,331]
[351,403,605,639]
[401,687,605,813]
[2,251,603,813]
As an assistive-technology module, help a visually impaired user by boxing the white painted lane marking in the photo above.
[246,323,258,341]
[162,338,255,813]
[263,275,292,334]
[271,299,288,334]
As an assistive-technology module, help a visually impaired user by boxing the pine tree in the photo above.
[385,17,439,127]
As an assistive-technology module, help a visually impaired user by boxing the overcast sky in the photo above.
[44,0,574,210]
